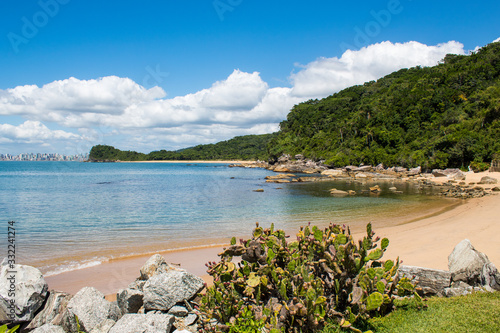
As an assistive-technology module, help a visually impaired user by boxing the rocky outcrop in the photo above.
[398,265,451,296]
[438,185,487,198]
[143,269,204,311]
[0,263,48,323]
[329,189,349,197]
[108,313,175,333]
[64,287,121,332]
[25,290,73,330]
[448,239,490,285]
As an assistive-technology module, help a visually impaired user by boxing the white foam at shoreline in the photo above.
[43,259,106,277]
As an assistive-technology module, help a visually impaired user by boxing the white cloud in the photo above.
[494,37,500,43]
[0,120,80,143]
[0,40,479,153]
[290,41,466,98]
[0,76,165,118]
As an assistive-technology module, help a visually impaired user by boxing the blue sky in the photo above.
[0,0,499,155]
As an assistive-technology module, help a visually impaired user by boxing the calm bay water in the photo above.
[0,161,449,276]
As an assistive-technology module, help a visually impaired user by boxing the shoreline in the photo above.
[44,171,500,298]
[116,160,257,164]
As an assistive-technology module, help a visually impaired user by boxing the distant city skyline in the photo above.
[0,152,89,162]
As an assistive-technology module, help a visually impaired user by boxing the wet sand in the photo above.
[45,171,500,298]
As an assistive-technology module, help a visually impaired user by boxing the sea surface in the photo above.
[0,161,450,276]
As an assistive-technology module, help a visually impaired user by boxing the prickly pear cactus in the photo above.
[199,222,417,332]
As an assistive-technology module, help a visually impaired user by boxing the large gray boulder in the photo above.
[63,287,121,332]
[31,323,67,333]
[116,288,143,314]
[398,265,451,296]
[0,263,48,322]
[26,290,73,330]
[481,262,500,291]
[109,313,174,333]
[448,239,490,284]
[143,269,204,311]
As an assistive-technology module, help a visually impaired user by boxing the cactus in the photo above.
[199,222,417,332]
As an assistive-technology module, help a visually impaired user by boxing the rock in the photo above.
[348,190,356,196]
[64,287,121,333]
[143,270,204,311]
[31,323,67,333]
[355,173,368,178]
[321,169,343,176]
[448,239,490,285]
[478,176,498,184]
[277,154,291,163]
[398,265,451,296]
[139,254,169,280]
[389,187,397,191]
[109,313,174,333]
[369,185,381,193]
[117,288,143,314]
[443,281,474,297]
[90,318,116,333]
[395,167,408,173]
[184,313,198,326]
[0,264,48,322]
[408,166,422,175]
[481,262,500,291]
[329,189,349,197]
[375,163,385,171]
[432,168,465,179]
[273,166,291,173]
[167,305,189,317]
[26,290,73,330]
[294,154,304,160]
[491,187,500,192]
[253,189,264,192]
[356,165,373,172]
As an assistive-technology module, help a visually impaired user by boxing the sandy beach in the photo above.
[45,171,500,298]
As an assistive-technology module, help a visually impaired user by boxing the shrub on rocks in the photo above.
[199,223,419,332]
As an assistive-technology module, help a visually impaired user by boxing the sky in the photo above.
[0,0,499,155]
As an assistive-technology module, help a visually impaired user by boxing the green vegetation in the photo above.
[88,133,275,161]
[269,41,500,169]
[0,324,19,333]
[199,223,419,332]
[322,291,500,333]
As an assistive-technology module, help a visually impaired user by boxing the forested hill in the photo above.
[268,41,500,169]
[88,133,275,161]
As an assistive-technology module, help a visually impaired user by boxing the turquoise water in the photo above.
[0,161,447,276]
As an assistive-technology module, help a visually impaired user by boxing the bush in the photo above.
[469,161,490,172]
[199,223,419,332]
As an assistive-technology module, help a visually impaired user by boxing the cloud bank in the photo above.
[0,40,467,154]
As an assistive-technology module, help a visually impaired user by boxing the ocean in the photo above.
[0,161,449,277]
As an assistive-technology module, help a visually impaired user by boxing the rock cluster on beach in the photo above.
[398,239,500,297]
[0,254,204,333]
[244,154,499,199]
